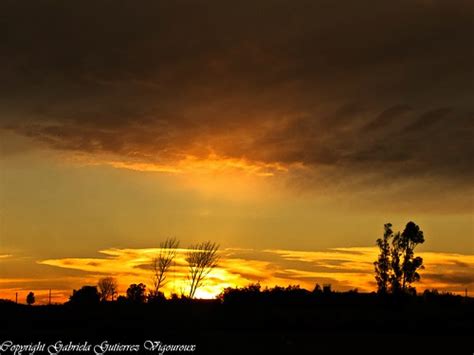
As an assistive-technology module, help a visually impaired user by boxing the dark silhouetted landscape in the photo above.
[1,287,473,354]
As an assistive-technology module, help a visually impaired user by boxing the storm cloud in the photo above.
[1,0,473,194]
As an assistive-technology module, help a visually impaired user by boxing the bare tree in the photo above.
[98,277,118,301]
[151,237,179,297]
[185,241,219,298]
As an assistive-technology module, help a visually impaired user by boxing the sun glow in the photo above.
[0,247,465,304]
[59,151,298,200]
[67,151,289,177]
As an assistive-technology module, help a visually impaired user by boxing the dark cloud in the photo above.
[402,108,452,132]
[365,105,413,131]
[1,0,473,194]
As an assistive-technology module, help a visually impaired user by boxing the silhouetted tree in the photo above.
[374,223,393,294]
[219,283,261,303]
[323,284,332,294]
[69,286,100,305]
[148,291,166,303]
[97,277,118,301]
[126,283,147,303]
[374,221,426,294]
[26,292,35,306]
[399,221,425,290]
[312,283,322,294]
[151,237,179,297]
[185,241,219,298]
[219,284,311,305]
[116,295,127,304]
[423,289,439,300]
[390,231,403,294]
[170,293,180,301]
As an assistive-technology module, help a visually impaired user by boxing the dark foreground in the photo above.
[1,294,472,355]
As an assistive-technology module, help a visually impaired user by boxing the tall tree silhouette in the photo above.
[374,223,393,294]
[98,277,118,301]
[398,221,425,291]
[151,237,179,297]
[374,221,425,294]
[185,241,219,298]
[390,231,404,294]
[26,292,35,306]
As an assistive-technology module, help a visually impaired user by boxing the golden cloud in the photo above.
[0,247,458,303]
[1,247,471,304]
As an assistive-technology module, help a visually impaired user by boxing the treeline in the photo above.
[68,238,220,305]
[218,283,466,306]
[13,221,466,306]
[7,283,465,309]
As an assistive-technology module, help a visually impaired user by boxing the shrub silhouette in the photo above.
[313,283,322,294]
[322,284,332,294]
[126,283,147,303]
[116,295,128,304]
[148,291,166,304]
[219,284,311,305]
[69,286,100,305]
[26,292,35,306]
[219,283,261,303]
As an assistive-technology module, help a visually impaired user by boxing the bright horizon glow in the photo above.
[1,247,472,304]
[1,0,473,318]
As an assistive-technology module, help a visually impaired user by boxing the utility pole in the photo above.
[49,289,52,305]
[15,292,18,304]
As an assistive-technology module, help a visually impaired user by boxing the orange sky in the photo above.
[1,246,473,304]
[0,134,473,303]
[1,0,473,304]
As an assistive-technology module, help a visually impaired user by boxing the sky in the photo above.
[0,0,473,303]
